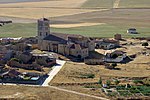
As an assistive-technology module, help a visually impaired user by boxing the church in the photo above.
[37,18,95,59]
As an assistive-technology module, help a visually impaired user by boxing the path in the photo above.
[113,0,120,8]
[0,83,109,100]
[49,86,109,100]
[42,60,66,86]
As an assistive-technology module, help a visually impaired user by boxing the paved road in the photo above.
[42,60,66,86]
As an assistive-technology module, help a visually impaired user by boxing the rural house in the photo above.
[104,50,127,63]
[95,39,120,50]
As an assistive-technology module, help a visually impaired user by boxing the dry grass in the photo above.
[51,61,150,84]
[0,0,95,19]
[51,22,105,28]
[0,8,99,19]
[0,85,96,100]
[58,85,107,98]
[0,0,87,8]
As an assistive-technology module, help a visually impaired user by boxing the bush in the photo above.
[98,77,102,85]
[87,74,95,78]
[142,42,149,47]
[114,79,120,85]
[10,58,22,63]
[84,85,101,88]
[133,80,142,84]
[106,80,111,87]
[112,63,117,67]
[81,74,95,78]
[10,58,19,62]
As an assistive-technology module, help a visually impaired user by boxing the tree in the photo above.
[133,80,142,85]
[114,79,120,85]
[106,80,111,87]
[142,42,149,48]
[98,77,102,85]
[111,63,117,67]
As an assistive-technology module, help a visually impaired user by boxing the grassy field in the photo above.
[52,24,150,38]
[82,0,113,8]
[0,0,86,8]
[0,1,150,38]
[0,23,36,37]
[0,22,150,38]
[0,85,96,100]
[0,8,98,19]
[82,0,150,8]
[119,0,150,8]
[0,0,47,4]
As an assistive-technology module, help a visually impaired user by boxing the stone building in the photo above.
[37,18,95,59]
[95,39,120,50]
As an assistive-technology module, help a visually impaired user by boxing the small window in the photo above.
[40,32,42,36]
[46,32,48,36]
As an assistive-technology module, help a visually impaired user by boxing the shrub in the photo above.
[10,58,19,62]
[106,80,111,87]
[142,42,149,47]
[87,74,95,78]
[114,79,120,85]
[112,63,117,67]
[133,80,142,85]
[81,74,95,78]
[98,77,102,85]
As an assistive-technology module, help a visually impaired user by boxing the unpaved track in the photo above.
[49,86,110,100]
[0,83,109,100]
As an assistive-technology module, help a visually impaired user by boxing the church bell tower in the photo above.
[37,18,50,40]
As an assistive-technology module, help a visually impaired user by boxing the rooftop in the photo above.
[44,32,85,44]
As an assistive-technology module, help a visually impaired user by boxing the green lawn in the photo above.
[119,0,150,8]
[0,23,150,38]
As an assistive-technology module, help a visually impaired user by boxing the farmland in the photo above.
[0,21,150,38]
[0,0,150,38]
[0,1,150,99]
[82,0,150,8]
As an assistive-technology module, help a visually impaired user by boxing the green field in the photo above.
[0,23,150,38]
[82,0,150,8]
[119,0,150,8]
[0,0,150,38]
[82,0,113,8]
[0,23,36,37]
